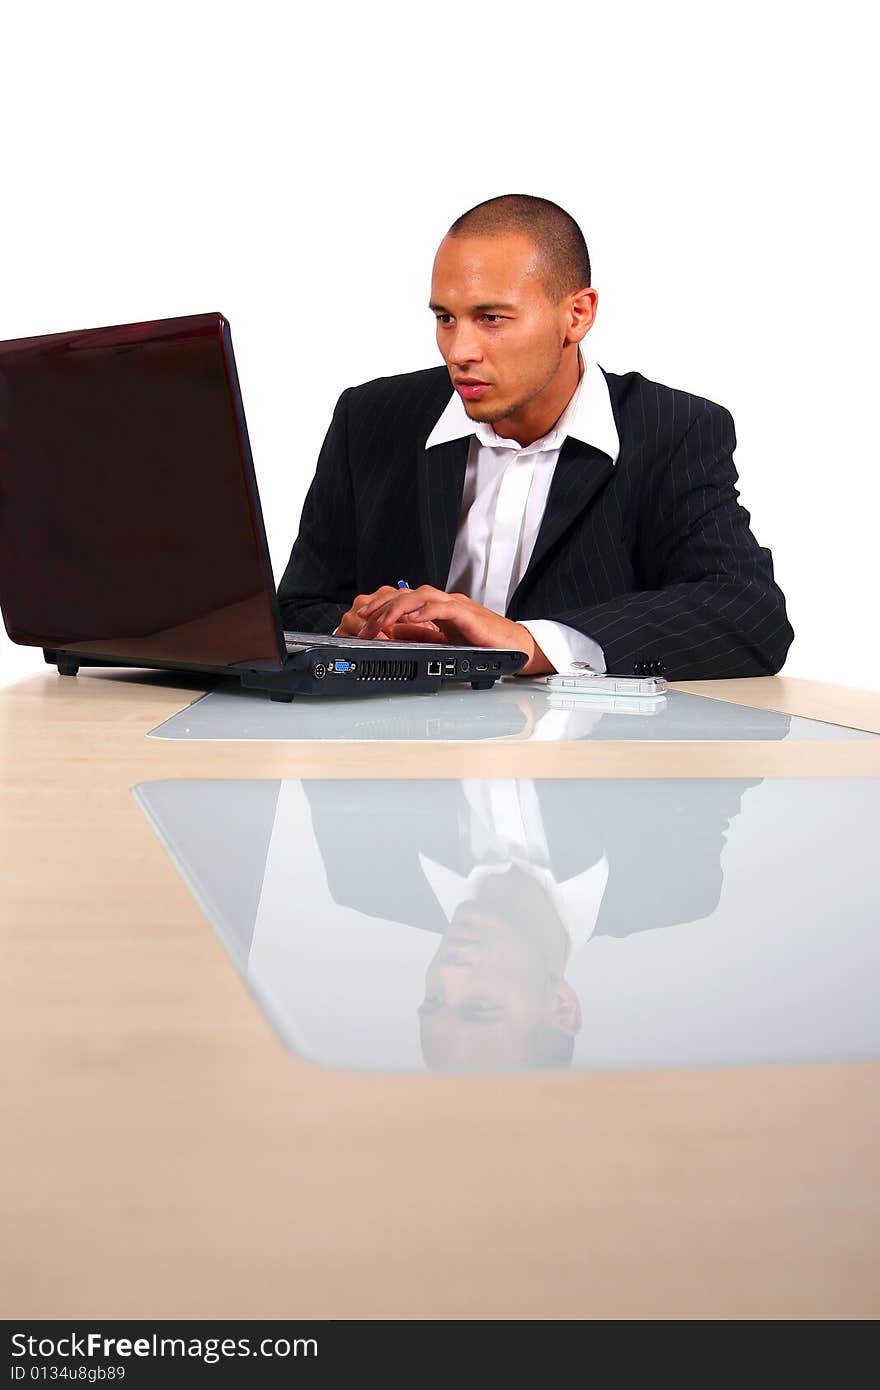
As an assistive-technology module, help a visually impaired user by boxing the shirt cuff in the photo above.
[518,620,606,675]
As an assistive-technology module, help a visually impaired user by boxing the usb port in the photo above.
[443,660,457,676]
[427,660,442,676]
[475,663,489,671]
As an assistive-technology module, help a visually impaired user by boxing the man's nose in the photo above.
[446,329,483,366]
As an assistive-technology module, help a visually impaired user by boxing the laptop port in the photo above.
[332,659,353,672]
[426,660,442,676]
[475,663,489,671]
[313,663,326,679]
[443,660,457,676]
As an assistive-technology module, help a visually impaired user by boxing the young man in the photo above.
[277,195,793,680]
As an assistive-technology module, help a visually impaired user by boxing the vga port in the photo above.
[332,659,354,673]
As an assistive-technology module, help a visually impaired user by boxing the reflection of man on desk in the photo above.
[278,193,794,680]
[135,732,880,1078]
[303,774,765,1072]
[132,761,787,1074]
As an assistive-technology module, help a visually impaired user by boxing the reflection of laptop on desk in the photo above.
[0,312,527,699]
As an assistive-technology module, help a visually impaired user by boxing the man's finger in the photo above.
[337,585,399,636]
[359,591,454,636]
[357,585,442,618]
[384,622,450,644]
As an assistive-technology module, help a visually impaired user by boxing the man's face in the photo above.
[418,904,556,1071]
[429,232,572,427]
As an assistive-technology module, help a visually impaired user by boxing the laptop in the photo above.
[0,313,528,699]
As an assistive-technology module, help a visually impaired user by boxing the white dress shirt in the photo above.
[418,777,609,958]
[424,351,620,675]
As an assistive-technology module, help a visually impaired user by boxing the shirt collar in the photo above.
[416,851,609,960]
[424,350,620,464]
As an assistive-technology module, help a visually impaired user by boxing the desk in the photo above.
[2,672,879,1319]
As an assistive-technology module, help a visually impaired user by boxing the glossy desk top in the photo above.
[149,678,878,743]
[2,669,879,1319]
[135,775,880,1075]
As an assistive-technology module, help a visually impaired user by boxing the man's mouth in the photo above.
[455,380,491,400]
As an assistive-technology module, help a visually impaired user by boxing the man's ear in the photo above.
[565,286,598,344]
[548,979,582,1037]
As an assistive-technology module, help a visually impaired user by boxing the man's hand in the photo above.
[354,585,553,676]
[336,587,447,643]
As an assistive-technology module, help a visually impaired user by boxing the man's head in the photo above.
[418,863,583,1073]
[430,194,598,444]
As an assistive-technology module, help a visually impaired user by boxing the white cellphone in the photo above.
[547,692,667,714]
[542,673,668,697]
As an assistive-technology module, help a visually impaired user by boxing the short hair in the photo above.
[447,194,591,303]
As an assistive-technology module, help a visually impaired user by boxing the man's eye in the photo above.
[433,314,506,325]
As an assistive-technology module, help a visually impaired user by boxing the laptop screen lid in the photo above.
[0,312,288,672]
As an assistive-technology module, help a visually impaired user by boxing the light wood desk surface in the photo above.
[2,670,879,1320]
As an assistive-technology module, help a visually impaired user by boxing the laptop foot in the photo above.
[470,679,495,690]
[268,691,295,703]
[57,661,80,677]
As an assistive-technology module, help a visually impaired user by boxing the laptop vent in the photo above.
[359,659,418,682]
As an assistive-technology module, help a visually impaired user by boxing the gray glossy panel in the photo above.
[148,679,876,742]
[134,776,880,1075]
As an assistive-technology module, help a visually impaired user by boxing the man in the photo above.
[278,195,794,679]
[301,771,767,1072]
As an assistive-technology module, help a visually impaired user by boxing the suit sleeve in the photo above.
[276,388,357,634]
[544,402,794,679]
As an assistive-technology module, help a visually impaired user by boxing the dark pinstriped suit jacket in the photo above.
[277,365,794,679]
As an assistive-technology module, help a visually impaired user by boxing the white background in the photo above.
[1,1,877,691]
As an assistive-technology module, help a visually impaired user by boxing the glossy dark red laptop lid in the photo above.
[0,312,286,670]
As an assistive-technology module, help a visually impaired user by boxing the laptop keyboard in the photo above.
[283,629,483,654]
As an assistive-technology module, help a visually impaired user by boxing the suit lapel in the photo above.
[508,437,614,611]
[534,780,605,881]
[417,437,469,589]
